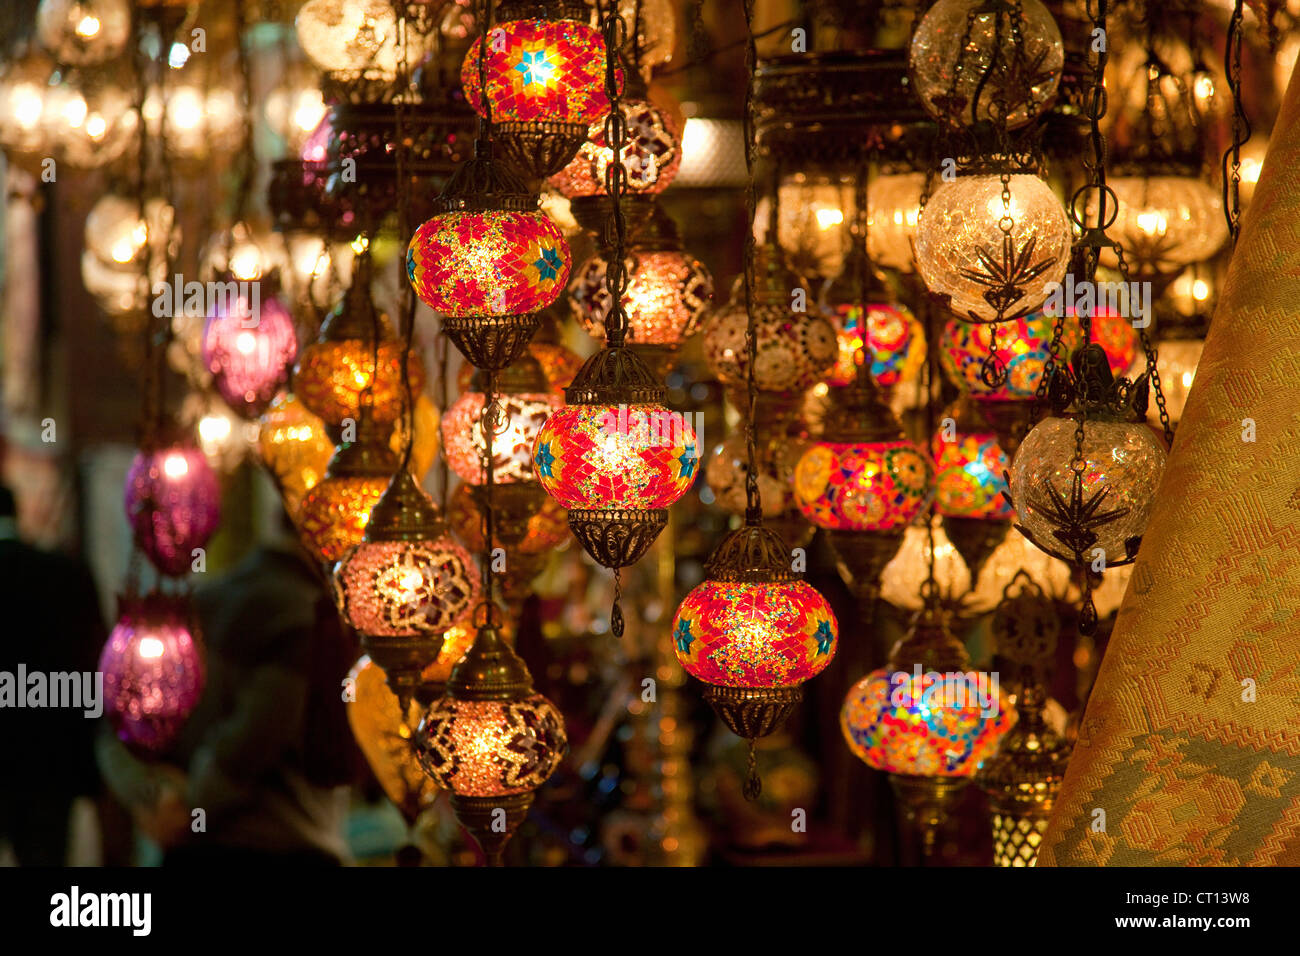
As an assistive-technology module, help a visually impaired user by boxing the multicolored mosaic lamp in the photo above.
[408,142,570,371]
[100,592,205,755]
[334,469,481,711]
[792,380,931,600]
[202,291,297,418]
[842,603,1016,859]
[819,246,925,392]
[460,0,610,180]
[124,441,221,578]
[931,398,1013,584]
[671,520,837,798]
[416,623,568,865]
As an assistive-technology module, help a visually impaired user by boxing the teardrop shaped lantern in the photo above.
[124,440,222,578]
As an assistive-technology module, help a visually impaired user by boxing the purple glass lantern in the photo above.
[202,293,298,416]
[100,594,206,754]
[124,444,222,577]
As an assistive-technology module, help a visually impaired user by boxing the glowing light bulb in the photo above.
[1181,370,1194,388]
[1192,279,1209,300]
[76,15,101,38]
[111,239,133,263]
[198,414,232,445]
[815,207,844,230]
[229,247,262,281]
[62,94,87,128]
[138,636,165,659]
[171,89,203,131]
[168,42,190,69]
[85,113,106,139]
[14,84,44,128]
[163,453,189,479]
[1136,211,1166,236]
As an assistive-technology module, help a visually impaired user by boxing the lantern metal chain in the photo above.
[601,10,631,348]
[741,0,763,523]
[1222,0,1249,245]
[394,2,418,472]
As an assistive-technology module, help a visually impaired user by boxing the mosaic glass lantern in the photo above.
[448,480,567,610]
[932,399,1014,584]
[408,145,570,370]
[335,470,480,707]
[909,0,1064,130]
[702,247,837,408]
[549,92,681,200]
[820,247,925,391]
[124,442,221,577]
[569,245,712,352]
[460,1,611,179]
[100,593,205,754]
[296,409,399,564]
[416,625,568,864]
[295,262,425,427]
[672,521,837,797]
[914,171,1071,323]
[202,292,297,418]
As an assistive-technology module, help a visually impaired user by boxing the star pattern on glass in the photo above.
[533,246,563,282]
[678,445,697,478]
[814,619,834,655]
[514,47,556,89]
[959,234,1059,321]
[674,618,693,653]
[1025,469,1130,561]
[534,442,555,478]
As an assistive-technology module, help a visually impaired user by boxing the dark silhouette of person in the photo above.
[98,508,362,865]
[0,482,106,865]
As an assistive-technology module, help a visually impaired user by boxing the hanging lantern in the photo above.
[672,521,837,798]
[296,408,400,564]
[909,0,1064,130]
[753,172,852,283]
[334,470,481,708]
[448,481,568,610]
[976,572,1071,866]
[702,246,837,410]
[842,605,1016,857]
[460,0,612,180]
[295,0,439,100]
[43,61,137,169]
[202,292,297,418]
[408,147,570,370]
[416,625,568,865]
[820,246,924,391]
[1099,175,1229,277]
[1009,344,1167,624]
[793,382,931,599]
[124,441,222,578]
[1153,338,1203,424]
[346,654,441,826]
[295,259,425,427]
[932,399,1013,581]
[533,345,697,630]
[914,170,1071,323]
[100,593,205,754]
[568,204,712,367]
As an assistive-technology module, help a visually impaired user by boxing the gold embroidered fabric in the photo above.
[1038,67,1300,866]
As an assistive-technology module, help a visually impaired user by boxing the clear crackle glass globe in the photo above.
[915,172,1071,323]
[1010,416,1167,565]
[909,0,1064,129]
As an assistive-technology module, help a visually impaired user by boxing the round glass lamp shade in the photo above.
[931,427,1013,520]
[1100,176,1229,274]
[1010,416,1167,564]
[754,173,852,280]
[295,0,436,81]
[84,195,177,271]
[297,474,389,564]
[841,667,1016,775]
[671,580,837,687]
[702,294,838,396]
[569,249,712,347]
[443,389,562,485]
[909,0,1063,129]
[534,404,697,511]
[100,596,205,754]
[793,440,931,531]
[824,299,925,389]
[867,171,925,272]
[36,0,131,66]
[461,18,609,127]
[416,694,568,798]
[549,97,681,197]
[334,537,480,638]
[44,65,137,168]
[294,337,425,427]
[0,48,56,161]
[407,210,571,319]
[124,445,221,577]
[202,294,297,416]
[915,173,1071,323]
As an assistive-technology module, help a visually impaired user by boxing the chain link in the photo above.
[602,11,631,347]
